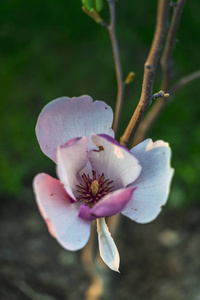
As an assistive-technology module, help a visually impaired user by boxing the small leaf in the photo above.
[97,217,120,272]
[82,0,103,12]
[94,0,103,12]
[82,0,93,11]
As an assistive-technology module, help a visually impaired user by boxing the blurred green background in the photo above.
[0,0,199,207]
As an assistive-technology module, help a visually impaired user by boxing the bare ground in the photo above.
[0,200,200,300]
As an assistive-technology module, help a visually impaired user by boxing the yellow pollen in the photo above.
[91,180,99,195]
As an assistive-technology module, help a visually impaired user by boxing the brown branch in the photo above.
[133,0,187,146]
[120,0,170,147]
[132,97,165,146]
[106,0,125,135]
[161,0,187,91]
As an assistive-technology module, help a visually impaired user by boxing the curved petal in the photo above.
[97,218,120,272]
[78,205,97,220]
[36,95,114,162]
[122,139,174,223]
[89,134,141,189]
[57,136,89,200]
[33,173,92,251]
[79,187,135,220]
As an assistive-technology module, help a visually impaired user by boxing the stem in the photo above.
[107,0,124,135]
[161,0,187,91]
[82,222,104,300]
[170,69,200,96]
[97,0,124,278]
[133,0,187,145]
[82,2,124,296]
[120,0,170,147]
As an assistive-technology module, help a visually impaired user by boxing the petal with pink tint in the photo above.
[89,134,141,189]
[33,173,92,251]
[122,139,174,223]
[57,136,90,200]
[78,205,97,220]
[36,95,114,162]
[79,187,135,220]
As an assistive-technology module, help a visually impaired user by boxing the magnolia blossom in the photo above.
[33,95,174,272]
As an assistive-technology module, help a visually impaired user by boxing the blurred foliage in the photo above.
[82,0,103,12]
[0,0,199,207]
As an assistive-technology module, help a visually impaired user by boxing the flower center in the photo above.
[76,170,114,207]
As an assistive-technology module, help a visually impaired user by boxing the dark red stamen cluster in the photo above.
[76,170,114,207]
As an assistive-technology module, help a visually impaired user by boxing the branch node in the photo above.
[152,90,169,100]
[145,64,153,70]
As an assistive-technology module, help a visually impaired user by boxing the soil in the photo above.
[0,200,200,300]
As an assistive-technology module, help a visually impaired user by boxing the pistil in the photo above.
[91,180,99,195]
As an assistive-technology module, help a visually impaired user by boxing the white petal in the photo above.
[90,134,141,189]
[97,218,120,272]
[56,137,89,200]
[36,95,114,162]
[122,139,174,223]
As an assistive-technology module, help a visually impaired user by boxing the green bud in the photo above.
[82,6,103,23]
[125,71,135,84]
[82,0,103,12]
[94,0,103,12]
[164,93,170,97]
[82,0,94,11]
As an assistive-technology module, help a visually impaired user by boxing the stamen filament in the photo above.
[76,171,114,207]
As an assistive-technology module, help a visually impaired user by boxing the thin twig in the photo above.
[170,70,200,96]
[132,70,200,146]
[103,2,125,281]
[120,0,170,147]
[133,0,187,146]
[82,1,124,135]
[161,0,187,91]
[82,222,104,300]
[106,0,125,135]
[82,3,124,295]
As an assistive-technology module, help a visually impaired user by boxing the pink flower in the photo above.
[33,95,174,271]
